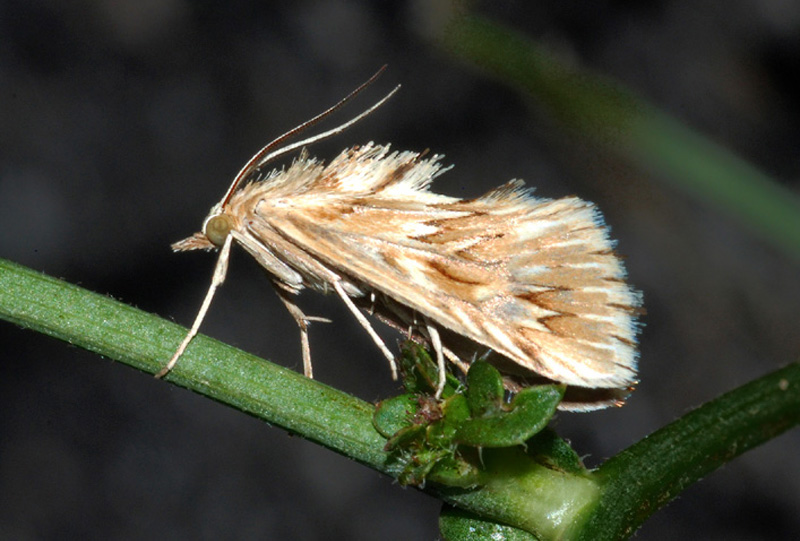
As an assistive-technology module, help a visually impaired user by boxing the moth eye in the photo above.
[204,214,234,247]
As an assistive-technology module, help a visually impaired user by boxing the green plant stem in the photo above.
[0,258,388,466]
[572,361,800,540]
[2,257,798,539]
[439,447,599,539]
[441,14,800,260]
[0,258,597,535]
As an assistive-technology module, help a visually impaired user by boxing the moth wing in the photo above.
[254,182,641,389]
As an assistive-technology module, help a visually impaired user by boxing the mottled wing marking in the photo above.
[227,143,641,389]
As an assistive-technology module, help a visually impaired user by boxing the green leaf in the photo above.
[428,393,471,446]
[465,360,505,417]
[455,385,564,448]
[399,341,460,397]
[373,393,421,439]
[524,429,587,475]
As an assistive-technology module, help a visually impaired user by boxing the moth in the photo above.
[159,69,642,410]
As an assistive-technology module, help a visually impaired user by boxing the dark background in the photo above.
[2,1,799,539]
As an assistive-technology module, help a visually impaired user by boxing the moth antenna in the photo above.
[220,66,398,208]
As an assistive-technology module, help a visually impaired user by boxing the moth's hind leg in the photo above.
[424,320,447,399]
[332,280,398,380]
[273,284,330,378]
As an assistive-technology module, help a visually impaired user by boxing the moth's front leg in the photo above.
[157,234,235,378]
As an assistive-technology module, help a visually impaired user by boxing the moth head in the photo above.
[202,211,236,248]
[170,205,236,253]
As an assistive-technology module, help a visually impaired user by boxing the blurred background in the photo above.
[1,1,799,539]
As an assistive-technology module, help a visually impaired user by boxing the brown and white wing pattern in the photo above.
[231,144,642,391]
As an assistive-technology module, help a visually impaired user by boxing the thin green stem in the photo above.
[0,258,599,535]
[0,258,387,468]
[2,257,798,539]
[573,362,800,540]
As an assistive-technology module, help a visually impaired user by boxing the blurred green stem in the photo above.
[441,14,800,260]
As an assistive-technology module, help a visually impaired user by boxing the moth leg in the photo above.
[407,313,418,340]
[157,234,234,378]
[273,285,331,379]
[443,346,470,375]
[425,320,446,398]
[332,280,398,380]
